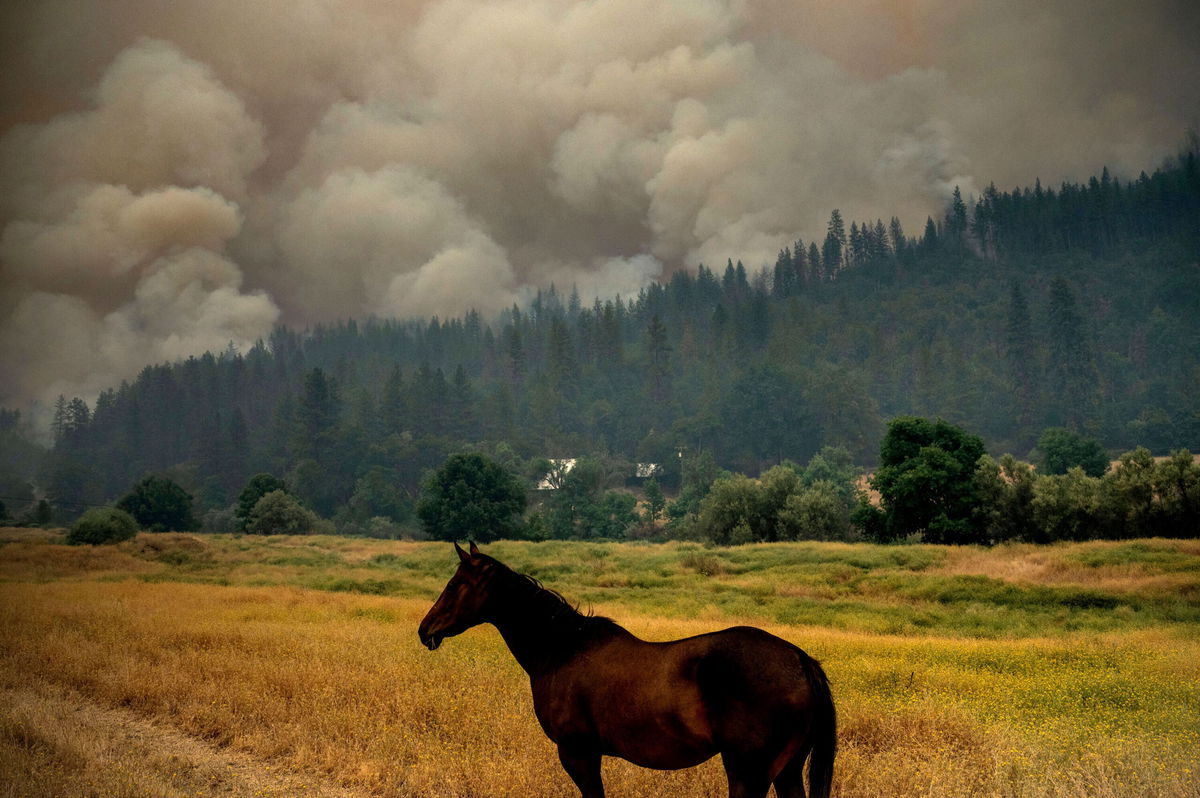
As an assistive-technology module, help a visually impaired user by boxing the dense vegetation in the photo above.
[2,147,1197,539]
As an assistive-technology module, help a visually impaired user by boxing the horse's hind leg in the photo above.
[772,747,811,798]
[722,754,771,798]
[557,745,605,798]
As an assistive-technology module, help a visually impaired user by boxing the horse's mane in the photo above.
[486,555,623,639]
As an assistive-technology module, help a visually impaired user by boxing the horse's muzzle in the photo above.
[418,625,443,650]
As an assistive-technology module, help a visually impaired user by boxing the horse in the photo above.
[418,542,836,798]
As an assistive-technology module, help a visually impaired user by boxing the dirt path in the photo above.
[0,682,369,798]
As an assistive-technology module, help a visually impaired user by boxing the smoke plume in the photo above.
[1,0,1196,408]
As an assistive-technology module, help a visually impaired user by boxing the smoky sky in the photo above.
[1,0,1197,409]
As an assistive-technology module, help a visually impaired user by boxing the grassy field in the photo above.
[1,530,1197,797]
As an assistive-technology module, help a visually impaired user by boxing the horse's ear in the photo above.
[455,542,469,562]
[469,540,480,555]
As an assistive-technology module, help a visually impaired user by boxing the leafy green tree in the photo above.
[344,467,410,523]
[778,481,852,541]
[1152,449,1200,537]
[801,446,862,508]
[1037,427,1109,477]
[417,453,526,542]
[667,450,720,521]
[1104,447,1157,537]
[693,474,768,545]
[642,478,666,523]
[872,417,989,543]
[1031,467,1115,541]
[68,507,138,545]
[973,454,1038,542]
[245,490,318,535]
[116,475,197,532]
[236,473,288,531]
[541,457,638,539]
[581,491,639,539]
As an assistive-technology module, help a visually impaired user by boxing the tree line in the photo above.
[52,415,1200,548]
[2,144,1197,532]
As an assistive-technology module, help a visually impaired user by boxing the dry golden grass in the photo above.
[937,539,1200,595]
[1,533,1197,797]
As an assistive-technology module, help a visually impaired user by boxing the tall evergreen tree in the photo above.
[1045,277,1097,429]
[1006,282,1037,435]
[822,209,846,274]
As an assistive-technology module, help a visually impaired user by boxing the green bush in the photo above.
[245,490,317,535]
[67,507,138,545]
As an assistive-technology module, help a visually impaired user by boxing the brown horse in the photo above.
[418,543,836,798]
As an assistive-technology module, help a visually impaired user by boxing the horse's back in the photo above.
[685,626,827,754]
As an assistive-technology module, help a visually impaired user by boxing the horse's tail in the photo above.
[802,655,836,798]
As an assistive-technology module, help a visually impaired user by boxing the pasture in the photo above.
[0,529,1197,797]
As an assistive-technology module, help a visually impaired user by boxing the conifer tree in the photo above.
[1045,277,1097,429]
[822,209,846,274]
[1006,281,1036,433]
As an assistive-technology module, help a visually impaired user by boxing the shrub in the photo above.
[67,507,138,545]
[245,490,318,535]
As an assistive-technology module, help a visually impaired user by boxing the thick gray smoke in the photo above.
[1,0,1197,408]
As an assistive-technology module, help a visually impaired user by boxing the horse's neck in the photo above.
[487,583,584,676]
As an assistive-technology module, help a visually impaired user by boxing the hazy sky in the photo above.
[1,0,1197,409]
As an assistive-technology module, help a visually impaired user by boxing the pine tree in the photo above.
[888,217,905,254]
[381,365,406,435]
[295,368,340,461]
[1006,282,1036,433]
[507,323,526,387]
[945,185,968,246]
[772,248,795,298]
[645,314,672,405]
[921,216,939,252]
[807,242,822,282]
[51,395,67,445]
[1045,277,1097,429]
[822,209,846,274]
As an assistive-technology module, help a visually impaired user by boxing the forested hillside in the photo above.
[8,149,1199,527]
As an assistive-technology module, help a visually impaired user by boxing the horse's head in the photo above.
[418,541,495,650]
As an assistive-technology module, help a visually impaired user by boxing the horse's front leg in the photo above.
[557,745,604,798]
